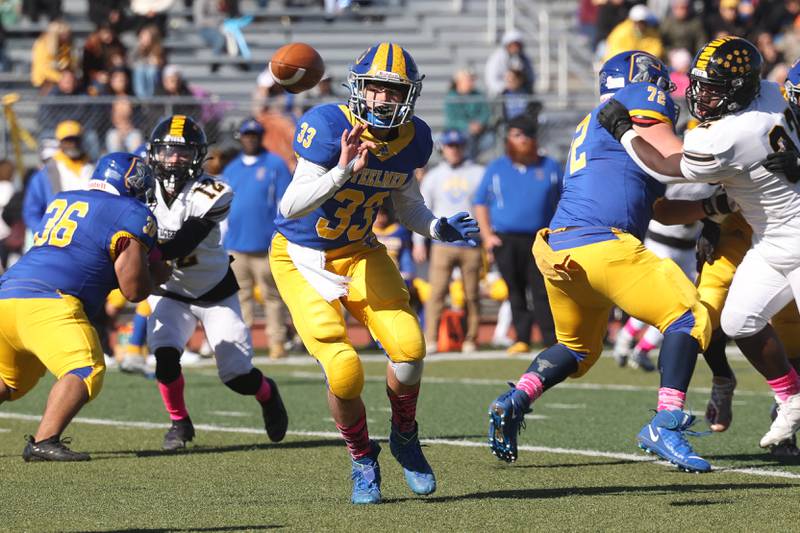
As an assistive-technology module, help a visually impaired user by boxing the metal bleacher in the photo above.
[1,0,597,165]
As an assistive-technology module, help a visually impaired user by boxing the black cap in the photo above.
[507,113,537,138]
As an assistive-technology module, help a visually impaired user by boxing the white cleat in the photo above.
[612,328,634,367]
[760,393,800,449]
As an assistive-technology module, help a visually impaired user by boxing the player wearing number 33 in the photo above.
[487,50,715,473]
[144,115,288,451]
[599,36,800,452]
[0,152,163,461]
[270,42,479,504]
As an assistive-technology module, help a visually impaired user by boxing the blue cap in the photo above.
[439,129,467,146]
[239,118,265,135]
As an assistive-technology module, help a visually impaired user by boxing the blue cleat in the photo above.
[488,385,531,463]
[350,441,382,504]
[637,410,711,473]
[389,423,436,495]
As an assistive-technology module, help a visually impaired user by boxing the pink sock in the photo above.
[157,374,189,421]
[388,388,418,434]
[336,415,372,460]
[767,368,800,402]
[255,376,272,403]
[636,338,658,352]
[624,320,641,337]
[515,372,544,403]
[657,387,686,412]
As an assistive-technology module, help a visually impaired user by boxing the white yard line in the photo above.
[1,412,798,481]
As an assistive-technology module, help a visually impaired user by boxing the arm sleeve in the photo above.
[412,173,435,246]
[157,216,216,260]
[391,176,439,240]
[279,157,353,219]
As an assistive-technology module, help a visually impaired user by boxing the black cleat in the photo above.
[163,417,195,450]
[23,435,90,462]
[260,378,288,442]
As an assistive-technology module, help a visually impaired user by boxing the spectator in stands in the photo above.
[195,0,227,73]
[756,31,785,78]
[668,47,692,132]
[131,0,174,36]
[473,113,560,355]
[754,0,800,36]
[154,64,200,119]
[300,71,346,112]
[498,68,532,123]
[660,0,706,54]
[778,17,800,63]
[444,68,492,161]
[223,118,292,360]
[0,160,16,269]
[31,19,75,90]
[577,0,599,44]
[108,66,134,97]
[21,0,61,22]
[89,0,127,34]
[105,99,144,153]
[38,69,81,131]
[604,4,664,60]
[414,129,485,354]
[705,0,749,38]
[485,30,535,98]
[22,120,93,231]
[81,23,127,88]
[131,25,166,98]
[593,0,629,51]
[253,70,298,170]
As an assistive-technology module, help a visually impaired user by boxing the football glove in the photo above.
[598,98,633,142]
[696,219,721,271]
[763,151,800,183]
[701,188,737,221]
[435,212,479,246]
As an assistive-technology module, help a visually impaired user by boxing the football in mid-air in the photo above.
[268,43,325,94]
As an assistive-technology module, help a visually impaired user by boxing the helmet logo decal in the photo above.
[695,37,733,71]
[168,115,186,137]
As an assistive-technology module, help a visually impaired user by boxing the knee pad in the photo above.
[721,306,768,339]
[391,360,424,386]
[224,368,262,396]
[325,351,364,400]
[155,347,182,384]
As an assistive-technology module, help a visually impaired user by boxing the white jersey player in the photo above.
[600,36,800,450]
[145,115,288,450]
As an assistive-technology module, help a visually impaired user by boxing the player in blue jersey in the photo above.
[270,42,478,504]
[487,51,714,473]
[0,152,167,461]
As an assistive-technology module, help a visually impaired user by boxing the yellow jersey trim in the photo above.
[337,104,415,161]
[629,109,672,125]
[109,230,144,262]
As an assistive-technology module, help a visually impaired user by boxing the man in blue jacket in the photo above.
[223,118,292,359]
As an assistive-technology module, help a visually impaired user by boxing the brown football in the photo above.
[268,42,325,94]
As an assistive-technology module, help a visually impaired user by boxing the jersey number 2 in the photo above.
[568,114,590,175]
[32,199,89,248]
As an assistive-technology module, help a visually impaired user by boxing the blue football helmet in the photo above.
[599,50,675,101]
[786,59,800,106]
[88,152,155,203]
[347,42,424,129]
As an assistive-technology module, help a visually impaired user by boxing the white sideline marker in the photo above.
[1,412,798,480]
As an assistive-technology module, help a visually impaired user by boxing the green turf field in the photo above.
[3,352,800,532]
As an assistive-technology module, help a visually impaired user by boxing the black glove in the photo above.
[696,219,721,272]
[763,151,800,183]
[701,189,735,217]
[598,98,633,141]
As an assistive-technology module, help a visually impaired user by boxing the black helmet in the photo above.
[147,115,207,199]
[686,36,762,122]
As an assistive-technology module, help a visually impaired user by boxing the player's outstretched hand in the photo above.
[598,98,633,142]
[338,123,376,174]
[763,151,800,183]
[436,212,479,246]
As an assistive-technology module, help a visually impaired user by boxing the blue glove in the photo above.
[435,212,479,246]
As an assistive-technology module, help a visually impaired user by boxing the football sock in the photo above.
[515,372,544,406]
[658,332,699,391]
[624,318,645,337]
[636,326,662,353]
[524,343,579,389]
[387,387,418,434]
[702,329,735,379]
[158,374,189,421]
[767,367,800,402]
[255,376,272,403]
[337,415,372,460]
[129,312,148,349]
[657,387,686,412]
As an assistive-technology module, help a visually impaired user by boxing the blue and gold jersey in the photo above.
[550,81,678,242]
[0,190,157,317]
[275,103,433,250]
